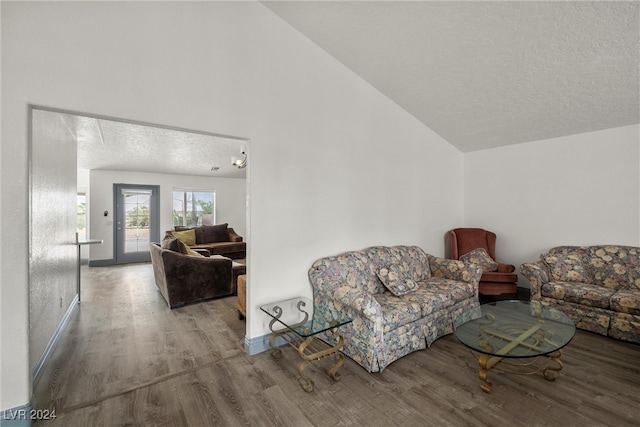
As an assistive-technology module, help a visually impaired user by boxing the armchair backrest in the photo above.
[450,228,497,260]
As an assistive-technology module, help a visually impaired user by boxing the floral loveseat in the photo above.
[520,245,640,344]
[308,245,482,373]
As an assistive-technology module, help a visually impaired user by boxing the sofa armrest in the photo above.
[519,261,549,301]
[427,255,483,289]
[228,227,243,242]
[313,281,382,320]
[192,248,210,257]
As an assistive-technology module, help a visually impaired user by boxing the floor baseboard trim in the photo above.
[31,294,79,387]
[88,259,115,267]
[244,333,287,355]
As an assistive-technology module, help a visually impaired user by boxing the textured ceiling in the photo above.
[48,111,248,179]
[263,1,640,152]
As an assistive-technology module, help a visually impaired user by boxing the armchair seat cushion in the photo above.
[481,271,518,283]
[541,281,614,309]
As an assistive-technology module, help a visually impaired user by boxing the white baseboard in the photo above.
[31,294,79,387]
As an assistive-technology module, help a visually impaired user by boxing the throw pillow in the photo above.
[185,246,205,258]
[459,248,498,272]
[173,238,204,257]
[542,253,589,282]
[202,223,229,243]
[161,235,181,252]
[170,229,196,246]
[377,265,419,296]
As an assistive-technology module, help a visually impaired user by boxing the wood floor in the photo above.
[33,263,640,426]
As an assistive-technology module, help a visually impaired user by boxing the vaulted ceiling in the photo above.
[263,1,639,152]
[48,2,639,178]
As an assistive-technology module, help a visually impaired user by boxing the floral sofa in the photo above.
[520,245,640,344]
[308,245,482,373]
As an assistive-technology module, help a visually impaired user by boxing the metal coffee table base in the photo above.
[475,350,564,393]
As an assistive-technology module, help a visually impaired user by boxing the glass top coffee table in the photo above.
[260,297,352,392]
[454,300,575,393]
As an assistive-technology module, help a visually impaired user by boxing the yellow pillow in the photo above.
[186,247,204,258]
[171,229,196,246]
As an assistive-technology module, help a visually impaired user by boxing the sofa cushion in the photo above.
[481,271,518,283]
[610,290,640,316]
[541,281,614,309]
[387,246,431,281]
[171,229,196,246]
[402,278,475,317]
[542,253,590,282]
[191,241,246,257]
[174,238,193,255]
[460,248,498,272]
[161,235,181,252]
[371,293,422,332]
[377,265,419,296]
[357,247,396,294]
[202,223,229,243]
[585,246,640,290]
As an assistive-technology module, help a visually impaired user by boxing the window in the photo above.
[172,190,215,227]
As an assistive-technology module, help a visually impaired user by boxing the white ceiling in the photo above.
[49,111,248,179]
[263,1,640,152]
[36,2,639,176]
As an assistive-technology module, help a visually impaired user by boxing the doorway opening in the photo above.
[114,184,160,264]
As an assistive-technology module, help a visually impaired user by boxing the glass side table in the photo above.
[260,297,352,392]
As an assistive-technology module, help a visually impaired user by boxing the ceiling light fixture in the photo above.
[232,149,247,169]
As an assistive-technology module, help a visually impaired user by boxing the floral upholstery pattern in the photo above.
[521,245,640,344]
[541,281,614,309]
[542,253,590,282]
[459,248,498,272]
[585,246,640,290]
[309,245,482,372]
[610,290,640,316]
[377,265,419,296]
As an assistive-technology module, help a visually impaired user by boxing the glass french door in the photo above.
[114,184,160,264]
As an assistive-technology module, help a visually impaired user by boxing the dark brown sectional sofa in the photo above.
[150,239,234,309]
[171,223,246,259]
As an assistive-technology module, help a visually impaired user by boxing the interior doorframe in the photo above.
[27,104,252,384]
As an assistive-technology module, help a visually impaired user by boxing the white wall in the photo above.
[89,170,246,262]
[1,2,463,410]
[464,125,640,286]
[30,109,78,375]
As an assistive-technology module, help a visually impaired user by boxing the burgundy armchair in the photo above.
[449,228,517,296]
